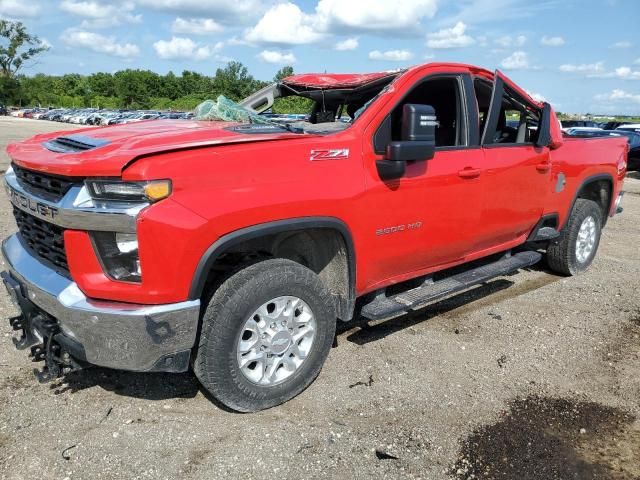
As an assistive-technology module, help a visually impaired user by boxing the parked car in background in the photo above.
[602,121,629,130]
[616,124,640,134]
[565,127,603,136]
[561,120,600,131]
[0,105,7,116]
[5,107,192,125]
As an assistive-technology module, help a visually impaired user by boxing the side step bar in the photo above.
[361,251,542,321]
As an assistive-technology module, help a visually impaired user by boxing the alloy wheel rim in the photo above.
[236,296,316,386]
[575,216,597,263]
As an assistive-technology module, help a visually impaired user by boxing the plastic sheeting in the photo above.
[194,95,270,123]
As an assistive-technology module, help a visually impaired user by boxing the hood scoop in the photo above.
[43,134,110,154]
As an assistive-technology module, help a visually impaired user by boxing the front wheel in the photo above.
[193,259,336,412]
[546,198,603,276]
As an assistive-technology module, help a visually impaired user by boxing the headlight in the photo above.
[92,232,142,282]
[85,179,171,202]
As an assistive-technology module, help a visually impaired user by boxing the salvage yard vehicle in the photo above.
[1,63,628,412]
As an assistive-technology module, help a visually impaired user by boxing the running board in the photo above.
[360,251,542,321]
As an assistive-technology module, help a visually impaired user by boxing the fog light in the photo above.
[116,233,138,253]
[92,232,142,282]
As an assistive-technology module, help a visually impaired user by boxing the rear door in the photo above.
[474,71,551,250]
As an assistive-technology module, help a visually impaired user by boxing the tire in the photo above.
[546,198,603,276]
[193,258,337,412]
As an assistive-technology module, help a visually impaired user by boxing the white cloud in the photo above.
[245,3,324,45]
[153,36,221,60]
[0,0,40,17]
[612,66,640,80]
[257,50,296,64]
[559,62,640,79]
[594,89,640,105]
[244,0,438,45]
[500,51,530,70]
[495,35,526,48]
[540,35,565,47]
[611,41,632,48]
[62,29,139,58]
[559,62,605,75]
[60,1,141,28]
[315,0,438,34]
[369,49,413,61]
[136,0,262,22]
[334,37,358,51]
[426,22,474,49]
[171,17,223,35]
[527,91,546,103]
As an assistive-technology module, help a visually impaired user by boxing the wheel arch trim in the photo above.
[561,173,614,230]
[188,216,357,315]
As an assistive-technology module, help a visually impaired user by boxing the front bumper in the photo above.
[1,234,200,373]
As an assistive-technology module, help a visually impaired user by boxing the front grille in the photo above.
[12,207,69,275]
[12,164,78,202]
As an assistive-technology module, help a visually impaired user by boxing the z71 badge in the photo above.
[310,149,350,161]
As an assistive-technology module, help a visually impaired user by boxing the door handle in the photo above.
[458,167,482,179]
[536,162,551,173]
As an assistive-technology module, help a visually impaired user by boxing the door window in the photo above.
[476,77,542,145]
[374,76,466,152]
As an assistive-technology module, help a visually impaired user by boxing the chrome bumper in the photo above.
[1,234,201,372]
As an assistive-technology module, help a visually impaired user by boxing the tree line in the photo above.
[0,63,311,113]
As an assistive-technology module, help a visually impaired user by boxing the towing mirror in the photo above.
[377,104,437,181]
[535,102,552,148]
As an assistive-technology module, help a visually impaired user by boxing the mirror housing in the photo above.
[377,104,437,181]
[535,102,552,148]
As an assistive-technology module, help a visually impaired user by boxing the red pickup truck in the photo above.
[2,63,628,411]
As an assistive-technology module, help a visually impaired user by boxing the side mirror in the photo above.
[535,102,552,148]
[376,104,437,181]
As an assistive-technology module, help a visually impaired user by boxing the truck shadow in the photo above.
[50,366,201,401]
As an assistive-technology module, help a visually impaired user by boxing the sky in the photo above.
[1,0,639,115]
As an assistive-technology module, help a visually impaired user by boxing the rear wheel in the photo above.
[193,259,336,412]
[546,199,603,276]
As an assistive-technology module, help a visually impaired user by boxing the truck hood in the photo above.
[7,120,310,177]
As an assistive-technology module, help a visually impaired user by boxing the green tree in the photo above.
[274,66,294,82]
[114,69,149,108]
[0,20,49,78]
[213,61,265,100]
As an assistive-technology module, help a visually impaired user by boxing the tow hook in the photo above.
[8,313,86,383]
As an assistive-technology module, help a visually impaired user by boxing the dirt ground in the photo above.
[0,116,638,480]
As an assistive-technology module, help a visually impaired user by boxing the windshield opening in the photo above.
[227,73,400,134]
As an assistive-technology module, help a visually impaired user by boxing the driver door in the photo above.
[360,72,485,290]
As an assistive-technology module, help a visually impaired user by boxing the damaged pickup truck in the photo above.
[2,63,628,412]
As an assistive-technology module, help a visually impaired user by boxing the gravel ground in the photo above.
[0,117,638,480]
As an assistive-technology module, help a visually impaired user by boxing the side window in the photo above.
[374,76,465,152]
[473,78,492,139]
[479,76,541,145]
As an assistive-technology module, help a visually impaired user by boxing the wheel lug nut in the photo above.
[262,333,268,339]
[270,323,276,329]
